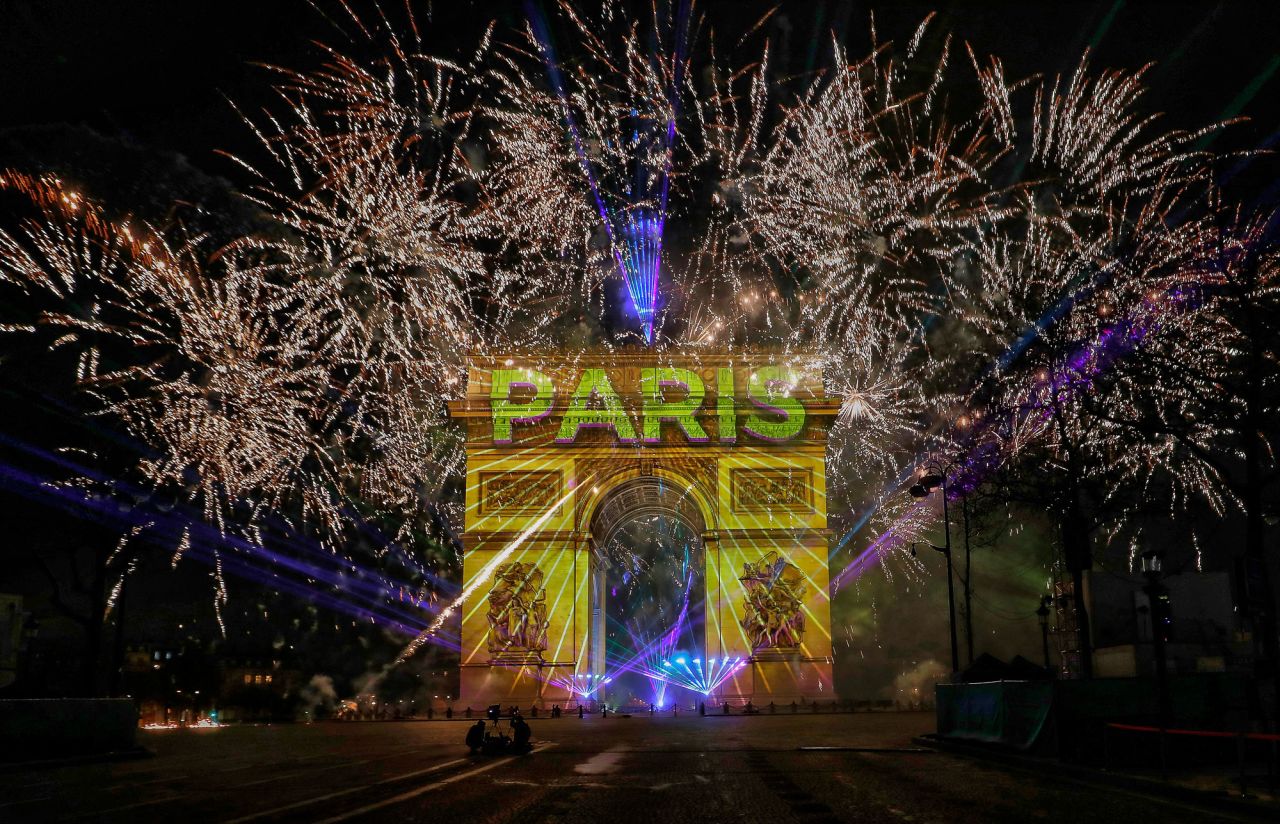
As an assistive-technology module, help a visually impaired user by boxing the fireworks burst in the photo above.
[0,1,1255,660]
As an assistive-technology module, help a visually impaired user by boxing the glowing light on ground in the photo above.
[548,673,612,700]
[635,655,747,696]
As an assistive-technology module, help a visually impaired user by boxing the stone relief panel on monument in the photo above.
[739,551,807,649]
[479,470,561,517]
[486,562,550,655]
[731,467,813,514]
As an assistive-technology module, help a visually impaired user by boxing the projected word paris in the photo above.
[489,365,806,445]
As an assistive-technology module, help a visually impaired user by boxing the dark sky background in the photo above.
[1,1,1278,194]
[1,0,1278,699]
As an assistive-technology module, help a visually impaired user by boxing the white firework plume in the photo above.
[747,24,1005,348]
[0,172,332,520]
[938,52,1226,527]
[0,171,343,616]
[232,19,488,374]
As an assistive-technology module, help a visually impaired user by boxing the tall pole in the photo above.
[942,479,959,675]
[962,497,974,666]
[1146,579,1172,726]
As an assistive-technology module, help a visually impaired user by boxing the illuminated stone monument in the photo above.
[449,352,836,707]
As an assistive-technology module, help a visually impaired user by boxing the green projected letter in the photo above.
[555,368,638,444]
[742,366,805,442]
[717,367,736,443]
[491,368,554,444]
[640,367,710,444]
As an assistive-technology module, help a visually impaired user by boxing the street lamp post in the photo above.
[1140,550,1172,727]
[1036,596,1053,672]
[911,469,959,675]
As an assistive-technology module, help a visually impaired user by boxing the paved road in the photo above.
[0,712,1252,823]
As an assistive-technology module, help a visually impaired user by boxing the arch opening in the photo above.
[588,477,708,710]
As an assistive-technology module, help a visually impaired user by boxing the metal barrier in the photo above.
[1103,721,1280,795]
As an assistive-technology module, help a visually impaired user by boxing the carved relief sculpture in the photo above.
[739,551,806,649]
[479,470,561,517]
[486,562,549,655]
[731,467,813,514]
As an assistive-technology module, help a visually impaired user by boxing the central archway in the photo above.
[587,476,709,708]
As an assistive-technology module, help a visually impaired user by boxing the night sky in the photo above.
[1,0,1278,699]
[2,2,1277,181]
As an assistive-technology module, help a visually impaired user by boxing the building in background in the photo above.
[1073,571,1248,678]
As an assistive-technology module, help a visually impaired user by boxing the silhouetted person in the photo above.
[427,706,434,720]
[530,705,538,718]
[465,707,473,719]
[578,705,584,719]
[446,706,453,719]
[723,702,730,715]
[790,701,798,714]
[512,717,532,754]
[465,720,486,753]
[769,701,776,714]
[699,702,705,716]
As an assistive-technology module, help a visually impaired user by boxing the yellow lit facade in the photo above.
[449,352,836,707]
